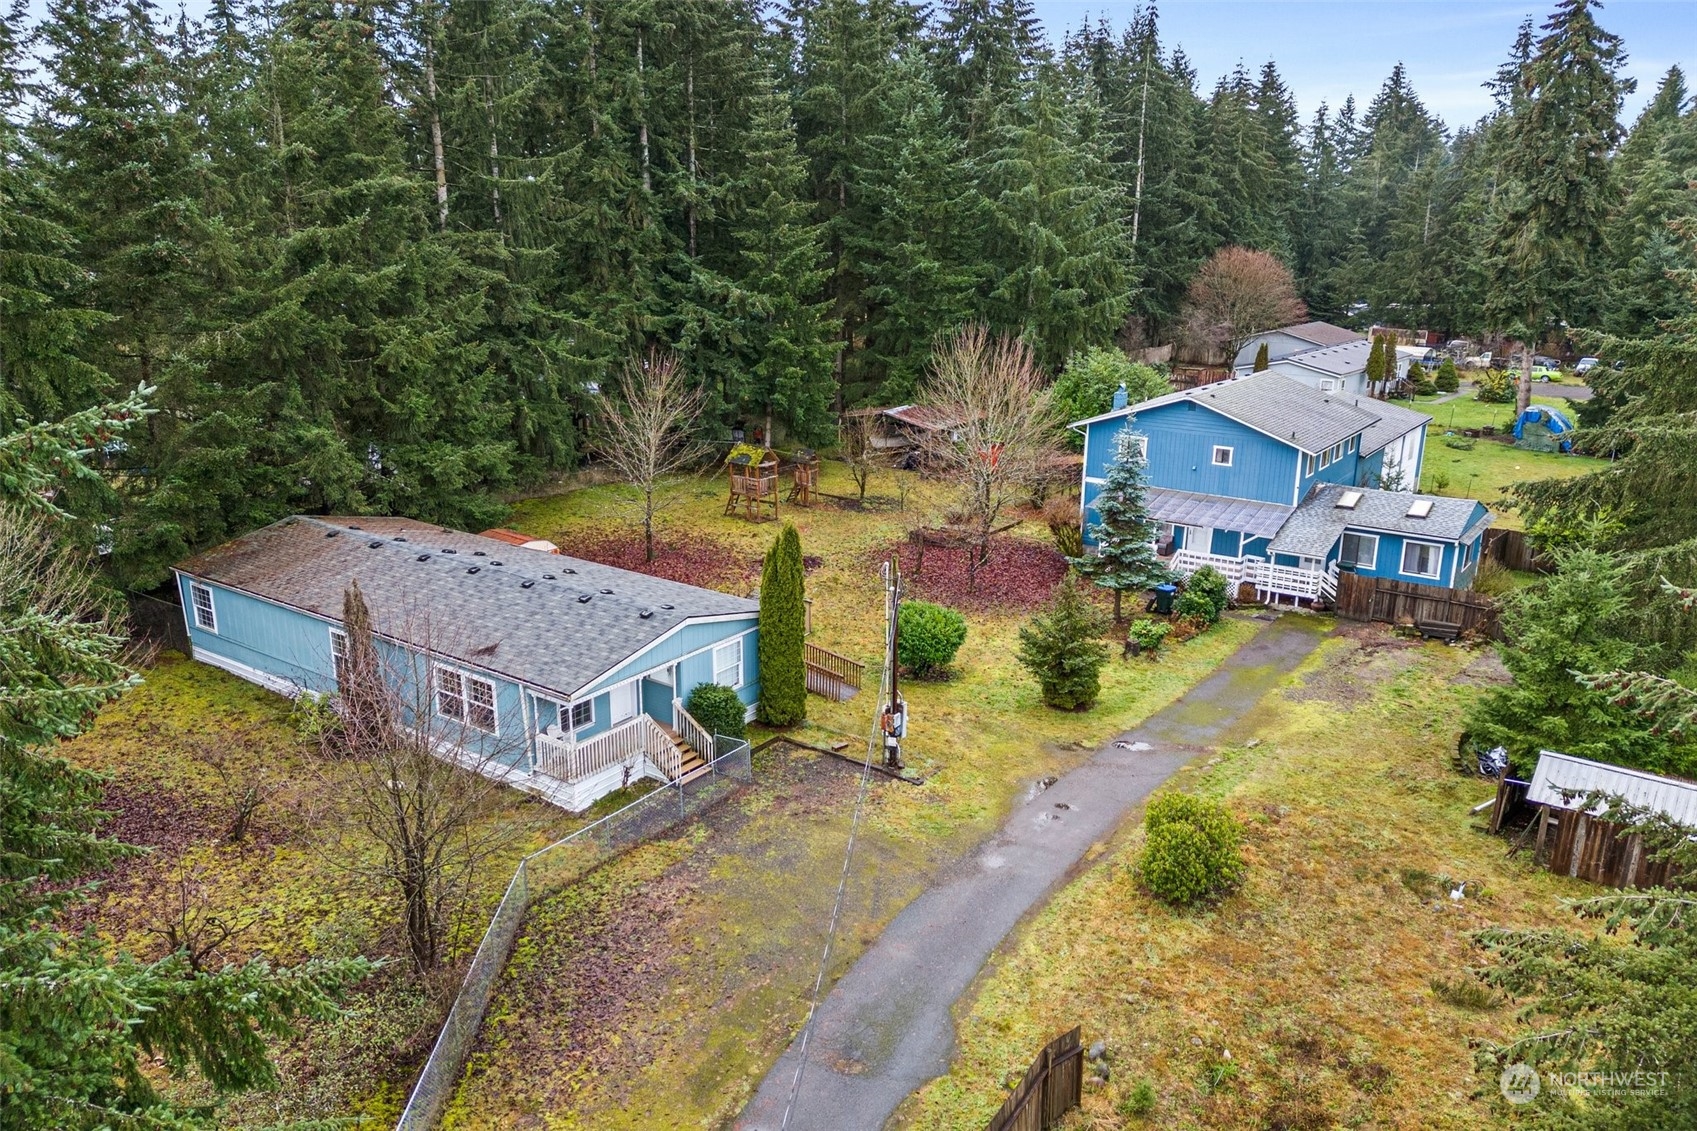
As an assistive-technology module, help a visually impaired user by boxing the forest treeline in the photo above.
[3,0,1695,586]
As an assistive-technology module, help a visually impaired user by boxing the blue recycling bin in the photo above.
[1152,583,1178,615]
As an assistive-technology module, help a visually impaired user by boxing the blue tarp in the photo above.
[1513,405,1574,452]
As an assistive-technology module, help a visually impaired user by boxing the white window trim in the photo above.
[1211,445,1234,467]
[434,666,499,734]
[569,699,594,733]
[190,582,217,633]
[329,628,349,684]
[1340,532,1379,570]
[714,638,744,688]
[1303,453,1316,476]
[1401,539,1444,580]
[1319,447,1332,469]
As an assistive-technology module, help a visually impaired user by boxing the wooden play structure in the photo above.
[725,448,780,521]
[786,449,820,506]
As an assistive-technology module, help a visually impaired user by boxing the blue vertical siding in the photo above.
[583,616,760,697]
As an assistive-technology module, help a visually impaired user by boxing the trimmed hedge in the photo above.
[685,682,747,742]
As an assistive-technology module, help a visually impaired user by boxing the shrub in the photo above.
[1119,1079,1157,1117]
[1051,348,1172,450]
[1408,362,1437,395]
[1127,618,1171,652]
[291,691,341,741]
[1043,493,1084,557]
[1435,357,1460,392]
[1176,566,1230,625]
[1016,574,1110,709]
[686,682,747,741]
[897,600,968,677]
[1138,793,1245,906]
[1474,368,1516,403]
[1470,556,1514,597]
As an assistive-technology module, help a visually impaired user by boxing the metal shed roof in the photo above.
[176,516,757,699]
[1145,488,1294,539]
[1528,750,1697,826]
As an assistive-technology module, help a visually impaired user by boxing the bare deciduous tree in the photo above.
[591,348,710,562]
[1180,246,1306,362]
[324,583,519,973]
[916,327,1062,579]
[192,729,284,849]
[838,412,883,503]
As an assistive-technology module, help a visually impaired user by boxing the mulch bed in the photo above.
[564,530,758,592]
[883,534,1071,613]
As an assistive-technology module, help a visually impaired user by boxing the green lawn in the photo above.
[896,629,1585,1130]
[1408,394,1607,528]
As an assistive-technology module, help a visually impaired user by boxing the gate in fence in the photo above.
[394,737,754,1130]
[984,1027,1085,1131]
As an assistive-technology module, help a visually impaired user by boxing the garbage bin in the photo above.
[1152,583,1177,615]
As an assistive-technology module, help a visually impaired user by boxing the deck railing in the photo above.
[804,642,864,700]
[534,715,646,781]
[643,715,683,781]
[671,699,716,762]
[1169,548,1252,586]
[1249,560,1326,601]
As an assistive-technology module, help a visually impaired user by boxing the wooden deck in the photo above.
[804,642,863,701]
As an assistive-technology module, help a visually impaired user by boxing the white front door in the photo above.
[609,680,639,724]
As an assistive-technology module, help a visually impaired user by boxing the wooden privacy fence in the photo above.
[804,642,863,701]
[1483,528,1551,573]
[985,1028,1084,1131]
[1332,571,1502,640]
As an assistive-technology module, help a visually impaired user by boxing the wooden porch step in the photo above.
[660,723,710,783]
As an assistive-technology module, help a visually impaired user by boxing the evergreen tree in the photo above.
[1365,334,1386,396]
[1435,355,1460,392]
[1,394,371,1127]
[1252,341,1270,371]
[758,523,807,726]
[1076,425,1170,619]
[933,0,1046,149]
[732,80,839,442]
[1050,347,1170,447]
[1016,572,1110,709]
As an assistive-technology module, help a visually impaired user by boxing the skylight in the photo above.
[1335,491,1363,510]
[1406,499,1434,518]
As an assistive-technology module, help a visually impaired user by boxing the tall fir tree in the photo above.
[1076,425,1169,619]
[758,523,807,726]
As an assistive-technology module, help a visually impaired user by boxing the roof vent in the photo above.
[520,580,535,589]
[369,541,383,548]
[441,548,457,554]
[492,561,503,567]
[417,554,431,562]
[660,603,674,610]
[394,536,408,543]
[1336,491,1363,510]
[639,608,654,619]
[466,566,481,575]
[347,524,362,530]
[578,594,592,604]
[542,574,557,580]
[473,550,487,557]
[1407,499,1434,518]
[325,530,339,538]
[563,568,577,574]
[600,588,614,595]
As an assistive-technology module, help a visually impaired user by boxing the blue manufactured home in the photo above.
[174,516,758,811]
[1072,372,1490,602]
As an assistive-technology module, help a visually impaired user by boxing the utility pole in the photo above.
[880,559,906,770]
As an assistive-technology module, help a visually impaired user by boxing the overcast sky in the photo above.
[1030,0,1695,129]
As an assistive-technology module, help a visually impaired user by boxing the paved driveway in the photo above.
[737,613,1328,1131]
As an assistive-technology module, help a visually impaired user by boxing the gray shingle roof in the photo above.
[1278,321,1362,348]
[177,516,757,698]
[1279,339,1371,377]
[1267,484,1492,558]
[1121,372,1382,454]
[1145,489,1293,539]
[1357,398,1430,454]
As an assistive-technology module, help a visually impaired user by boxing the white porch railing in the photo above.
[1167,549,1331,604]
[1169,548,1253,587]
[534,713,686,784]
[1319,561,1341,602]
[672,698,716,762]
[1248,560,1326,602]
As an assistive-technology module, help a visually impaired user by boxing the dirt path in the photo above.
[736,613,1329,1131]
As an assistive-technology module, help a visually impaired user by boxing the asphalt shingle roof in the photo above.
[1267,484,1492,559]
[1357,398,1431,454]
[1278,321,1363,348]
[1145,489,1293,539]
[177,516,757,698]
[1278,339,1372,377]
[1118,373,1382,454]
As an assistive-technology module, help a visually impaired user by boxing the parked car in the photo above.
[1575,356,1601,374]
[1534,354,1561,369]
[1464,351,1493,370]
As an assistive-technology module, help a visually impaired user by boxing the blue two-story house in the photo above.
[1072,372,1490,601]
[174,516,759,811]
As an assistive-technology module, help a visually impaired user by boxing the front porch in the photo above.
[1167,548,1338,606]
[531,697,720,812]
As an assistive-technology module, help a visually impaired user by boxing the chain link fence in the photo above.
[395,737,754,1130]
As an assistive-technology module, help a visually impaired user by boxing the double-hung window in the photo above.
[435,668,498,733]
[1401,540,1443,580]
[1303,453,1316,476]
[714,638,744,688]
[190,582,217,632]
[330,629,349,684]
[1319,447,1332,469]
[1340,532,1378,570]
